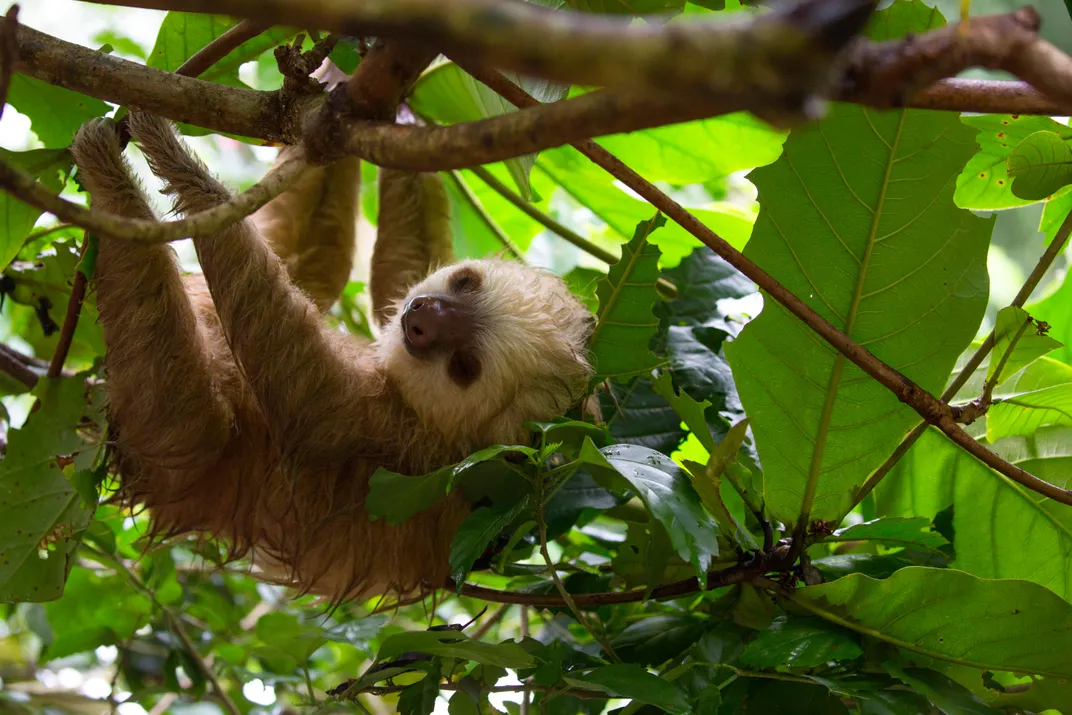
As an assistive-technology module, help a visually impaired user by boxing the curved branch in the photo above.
[0,154,308,243]
[174,19,270,78]
[459,64,1072,508]
[86,0,876,98]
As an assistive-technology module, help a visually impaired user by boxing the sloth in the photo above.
[70,113,594,601]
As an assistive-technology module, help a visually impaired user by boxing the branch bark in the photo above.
[85,0,875,98]
[0,4,18,124]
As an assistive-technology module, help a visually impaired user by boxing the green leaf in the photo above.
[0,377,104,602]
[398,674,440,715]
[987,306,1062,384]
[742,680,849,714]
[590,214,667,383]
[42,568,151,660]
[449,497,529,586]
[831,517,949,551]
[582,441,719,577]
[7,75,110,147]
[448,691,480,715]
[883,664,1002,715]
[567,664,690,714]
[608,615,706,666]
[0,148,73,271]
[367,444,533,524]
[794,567,1072,677]
[1028,264,1072,365]
[651,371,715,452]
[565,0,684,15]
[987,382,1072,441]
[725,101,992,526]
[600,377,687,455]
[378,631,535,669]
[1006,130,1072,201]
[147,13,295,87]
[411,61,567,198]
[956,115,1072,210]
[738,616,863,668]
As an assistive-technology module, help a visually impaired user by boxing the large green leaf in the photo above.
[378,631,535,669]
[567,664,691,714]
[448,498,529,586]
[795,568,1072,677]
[739,616,863,668]
[581,441,719,577]
[988,382,1072,441]
[883,664,1002,715]
[1028,266,1072,365]
[7,75,110,147]
[725,101,992,525]
[589,214,667,383]
[955,114,1072,210]
[0,377,104,602]
[0,148,72,271]
[830,516,948,551]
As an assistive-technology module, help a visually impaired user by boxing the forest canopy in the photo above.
[3,0,1072,713]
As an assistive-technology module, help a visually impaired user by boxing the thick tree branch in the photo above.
[9,20,286,141]
[174,19,270,78]
[0,4,17,123]
[0,342,38,389]
[86,0,876,99]
[460,64,1072,509]
[900,78,1066,115]
[0,151,307,242]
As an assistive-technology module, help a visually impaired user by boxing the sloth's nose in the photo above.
[402,294,473,353]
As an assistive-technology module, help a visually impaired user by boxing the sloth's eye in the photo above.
[449,267,482,294]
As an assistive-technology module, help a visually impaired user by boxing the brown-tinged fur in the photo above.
[71,114,594,602]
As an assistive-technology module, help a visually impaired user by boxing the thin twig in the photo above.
[536,482,621,662]
[81,545,241,715]
[852,208,1072,507]
[467,164,677,296]
[458,63,1072,509]
[47,234,88,379]
[0,341,38,388]
[445,169,524,260]
[0,153,307,243]
[469,604,510,641]
[174,19,270,78]
[0,3,18,124]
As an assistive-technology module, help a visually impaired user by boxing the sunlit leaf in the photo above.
[986,306,1062,385]
[0,148,73,270]
[831,517,948,551]
[7,75,110,147]
[988,382,1072,441]
[1007,130,1072,201]
[567,663,691,714]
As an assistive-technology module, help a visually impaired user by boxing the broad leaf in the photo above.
[449,498,529,586]
[608,615,706,666]
[884,664,1002,715]
[987,382,1072,440]
[1027,265,1072,365]
[398,674,440,715]
[590,214,667,383]
[581,441,719,576]
[366,444,534,524]
[378,631,535,669]
[956,114,1072,210]
[7,75,110,147]
[726,99,992,525]
[1006,130,1072,200]
[0,377,104,602]
[0,148,73,270]
[600,377,687,455]
[831,517,948,551]
[567,664,691,714]
[739,616,863,668]
[794,567,1072,677]
[986,306,1062,384]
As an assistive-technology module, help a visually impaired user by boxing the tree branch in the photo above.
[85,0,876,99]
[0,152,307,242]
[0,341,38,389]
[0,3,17,124]
[46,235,89,379]
[458,63,1072,509]
[174,19,270,78]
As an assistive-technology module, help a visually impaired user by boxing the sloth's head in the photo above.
[380,259,595,445]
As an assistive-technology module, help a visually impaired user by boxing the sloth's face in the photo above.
[379,259,594,445]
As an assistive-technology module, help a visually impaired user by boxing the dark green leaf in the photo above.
[609,615,706,666]
[568,664,690,714]
[743,681,849,714]
[739,616,863,668]
[378,631,535,669]
[884,664,1002,715]
[398,673,441,715]
[590,214,667,383]
[583,441,719,576]
[449,498,530,585]
[600,377,687,455]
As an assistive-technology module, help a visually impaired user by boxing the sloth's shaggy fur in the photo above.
[71,114,594,601]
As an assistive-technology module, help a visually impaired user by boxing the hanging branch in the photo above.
[454,62,1072,514]
[0,3,17,123]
